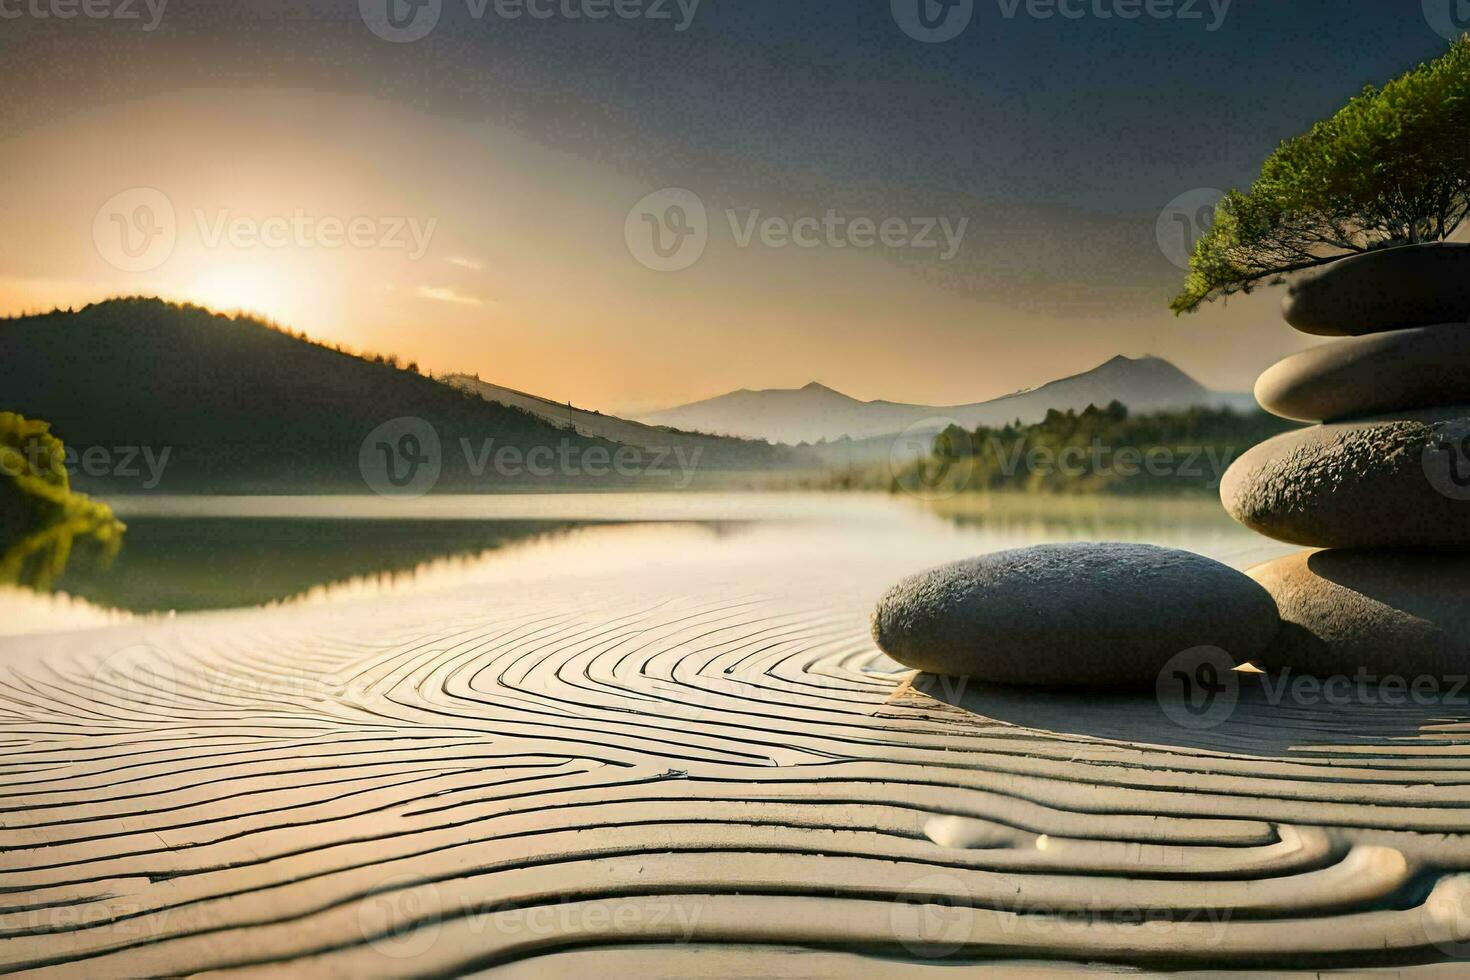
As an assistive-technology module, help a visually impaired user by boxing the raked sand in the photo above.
[3,522,1470,976]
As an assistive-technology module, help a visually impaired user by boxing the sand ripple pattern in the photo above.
[4,567,1470,976]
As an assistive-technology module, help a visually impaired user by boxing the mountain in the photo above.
[642,357,1258,446]
[0,298,638,494]
[444,375,812,470]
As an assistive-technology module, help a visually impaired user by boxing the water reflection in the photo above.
[54,517,579,613]
[15,493,1294,618]
[928,493,1289,569]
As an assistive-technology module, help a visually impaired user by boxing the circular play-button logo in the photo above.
[890,873,974,958]
[93,187,177,273]
[359,417,442,498]
[625,188,708,272]
[360,0,441,43]
[1423,418,1470,502]
[1156,188,1225,270]
[892,0,975,43]
[1423,0,1470,42]
[1157,645,1240,731]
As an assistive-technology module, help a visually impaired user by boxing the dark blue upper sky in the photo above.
[0,1,1461,403]
[5,0,1450,209]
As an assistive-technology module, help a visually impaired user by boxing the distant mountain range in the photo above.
[642,356,1257,445]
[444,375,809,470]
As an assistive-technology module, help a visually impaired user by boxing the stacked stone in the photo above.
[1223,243,1470,679]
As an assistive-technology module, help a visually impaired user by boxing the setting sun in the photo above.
[183,265,295,322]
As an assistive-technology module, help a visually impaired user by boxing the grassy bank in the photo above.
[0,413,125,588]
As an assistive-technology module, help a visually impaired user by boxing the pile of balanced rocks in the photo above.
[1228,242,1470,680]
[873,243,1470,689]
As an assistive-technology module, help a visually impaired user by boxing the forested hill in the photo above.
[871,402,1302,497]
[0,298,639,493]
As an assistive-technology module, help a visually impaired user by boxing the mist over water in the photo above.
[30,492,1293,617]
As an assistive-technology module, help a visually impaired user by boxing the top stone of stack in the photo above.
[1283,243,1470,337]
[1225,242,1470,552]
[1257,243,1470,424]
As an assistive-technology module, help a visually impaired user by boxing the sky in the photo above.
[0,1,1459,415]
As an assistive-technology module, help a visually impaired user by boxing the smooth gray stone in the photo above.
[870,542,1279,688]
[1250,550,1470,679]
[1221,408,1470,550]
[1256,325,1470,423]
[1283,243,1470,337]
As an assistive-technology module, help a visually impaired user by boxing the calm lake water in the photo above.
[37,492,1293,617]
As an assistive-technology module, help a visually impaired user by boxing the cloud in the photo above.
[447,256,484,271]
[418,286,483,306]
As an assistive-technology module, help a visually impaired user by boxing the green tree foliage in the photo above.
[893,403,1298,497]
[0,413,124,588]
[1173,36,1470,314]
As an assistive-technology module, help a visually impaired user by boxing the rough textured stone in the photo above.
[870,542,1279,688]
[1220,409,1470,550]
[1250,550,1470,678]
[1256,326,1470,423]
[1283,244,1470,337]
